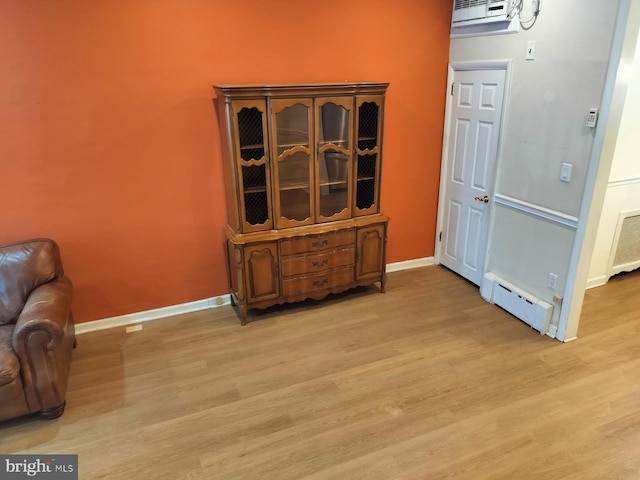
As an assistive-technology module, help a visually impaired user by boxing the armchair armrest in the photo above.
[12,276,75,413]
[13,276,73,354]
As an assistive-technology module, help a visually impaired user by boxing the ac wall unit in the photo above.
[452,0,510,27]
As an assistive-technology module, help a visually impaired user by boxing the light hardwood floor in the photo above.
[1,266,639,479]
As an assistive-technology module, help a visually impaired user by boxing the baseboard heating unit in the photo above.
[480,273,553,335]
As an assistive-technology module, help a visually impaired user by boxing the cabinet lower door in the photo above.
[244,243,280,302]
[356,225,386,279]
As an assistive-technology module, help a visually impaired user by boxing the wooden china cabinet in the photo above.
[214,83,389,325]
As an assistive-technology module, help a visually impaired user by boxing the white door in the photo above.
[439,68,506,285]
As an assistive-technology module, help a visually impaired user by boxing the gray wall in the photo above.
[449,0,620,332]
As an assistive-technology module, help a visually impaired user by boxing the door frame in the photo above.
[434,60,513,279]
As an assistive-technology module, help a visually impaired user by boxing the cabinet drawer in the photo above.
[281,229,355,255]
[282,267,354,297]
[281,247,355,277]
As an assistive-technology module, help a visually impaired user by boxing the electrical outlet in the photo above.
[586,108,598,128]
[548,273,558,290]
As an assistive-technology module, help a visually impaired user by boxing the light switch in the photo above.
[560,163,573,183]
[526,41,536,60]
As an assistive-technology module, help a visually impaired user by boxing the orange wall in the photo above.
[0,0,451,323]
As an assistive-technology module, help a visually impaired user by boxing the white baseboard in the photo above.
[76,257,435,334]
[586,275,609,289]
[386,257,435,273]
[75,295,232,335]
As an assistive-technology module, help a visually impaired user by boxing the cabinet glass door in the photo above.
[315,97,353,222]
[354,95,383,216]
[233,99,273,232]
[271,99,314,228]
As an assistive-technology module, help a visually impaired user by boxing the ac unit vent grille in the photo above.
[454,0,485,10]
[613,214,640,267]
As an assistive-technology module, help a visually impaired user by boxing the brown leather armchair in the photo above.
[0,239,75,421]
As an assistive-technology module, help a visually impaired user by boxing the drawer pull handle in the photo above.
[312,279,329,287]
[312,240,329,248]
[312,259,329,267]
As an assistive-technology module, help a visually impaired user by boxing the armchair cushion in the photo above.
[0,324,25,405]
[0,240,63,325]
[0,325,19,387]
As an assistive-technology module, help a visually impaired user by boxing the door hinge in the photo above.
[439,231,443,242]
[450,83,454,96]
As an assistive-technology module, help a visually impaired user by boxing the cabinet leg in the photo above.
[380,274,387,293]
[239,304,248,326]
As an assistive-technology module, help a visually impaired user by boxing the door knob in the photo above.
[474,195,489,203]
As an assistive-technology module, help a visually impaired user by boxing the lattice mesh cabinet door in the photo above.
[355,97,383,216]
[234,100,273,232]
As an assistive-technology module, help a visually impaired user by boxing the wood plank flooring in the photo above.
[1,266,639,479]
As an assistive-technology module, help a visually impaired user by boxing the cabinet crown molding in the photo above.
[213,82,390,99]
